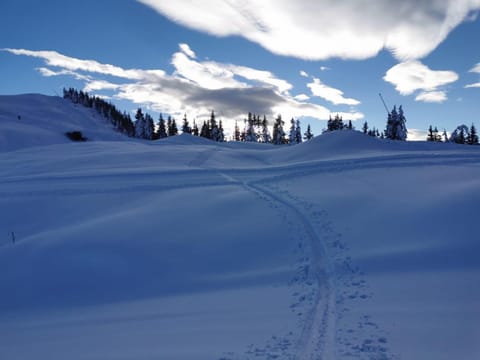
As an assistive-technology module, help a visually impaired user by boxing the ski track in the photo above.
[219,171,336,359]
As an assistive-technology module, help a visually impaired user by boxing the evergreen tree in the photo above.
[168,117,178,136]
[217,120,225,142]
[209,111,219,141]
[192,119,199,136]
[303,124,314,140]
[443,129,449,143]
[326,114,344,132]
[295,119,302,144]
[181,113,192,134]
[157,114,167,139]
[289,118,296,144]
[144,113,155,140]
[450,125,469,144]
[347,120,353,130]
[260,115,271,143]
[234,120,241,141]
[385,105,407,140]
[200,121,209,138]
[245,112,257,142]
[427,125,435,142]
[467,123,479,145]
[272,115,286,145]
[134,108,146,139]
[362,121,368,134]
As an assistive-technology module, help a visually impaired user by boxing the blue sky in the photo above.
[1,0,479,139]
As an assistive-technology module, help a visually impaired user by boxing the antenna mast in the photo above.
[379,93,390,115]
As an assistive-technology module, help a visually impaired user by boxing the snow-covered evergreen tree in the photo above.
[244,112,257,142]
[303,124,314,140]
[467,124,479,145]
[192,120,199,136]
[272,115,286,145]
[234,120,241,141]
[157,114,167,139]
[134,108,146,139]
[181,114,192,134]
[217,120,225,142]
[450,125,469,144]
[295,120,302,144]
[166,116,178,137]
[385,105,407,141]
[260,115,271,143]
[144,113,155,140]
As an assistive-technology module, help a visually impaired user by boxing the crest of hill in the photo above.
[0,94,128,152]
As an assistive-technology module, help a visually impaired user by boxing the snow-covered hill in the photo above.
[1,95,479,359]
[0,94,129,152]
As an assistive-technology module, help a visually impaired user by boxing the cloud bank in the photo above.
[137,0,480,61]
[2,46,363,134]
[466,62,480,88]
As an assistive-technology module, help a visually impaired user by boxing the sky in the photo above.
[1,0,479,140]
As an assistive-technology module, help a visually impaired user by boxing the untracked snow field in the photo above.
[1,95,480,359]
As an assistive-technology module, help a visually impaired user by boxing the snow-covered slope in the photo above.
[0,95,479,360]
[0,94,128,152]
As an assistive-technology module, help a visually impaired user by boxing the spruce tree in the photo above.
[181,113,192,134]
[157,114,167,139]
[260,115,271,143]
[245,112,257,142]
[272,115,285,145]
[234,120,241,141]
[169,117,178,136]
[362,121,368,134]
[467,124,479,145]
[134,108,146,139]
[295,119,302,144]
[303,124,314,140]
[144,113,155,140]
[192,120,199,136]
[289,118,296,144]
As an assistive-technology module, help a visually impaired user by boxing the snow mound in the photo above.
[0,94,128,152]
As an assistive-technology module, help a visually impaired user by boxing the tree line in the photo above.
[63,88,314,144]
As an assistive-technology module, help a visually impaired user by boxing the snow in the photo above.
[1,94,480,359]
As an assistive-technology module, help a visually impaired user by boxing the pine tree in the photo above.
[200,121,209,138]
[385,105,407,140]
[272,115,286,145]
[245,112,257,142]
[362,121,368,134]
[347,120,353,130]
[427,125,435,141]
[181,113,192,134]
[192,120,199,136]
[217,120,225,142]
[260,115,271,143]
[144,113,155,140]
[443,129,449,143]
[295,119,302,144]
[303,124,314,140]
[134,108,145,139]
[467,123,479,145]
[210,111,218,141]
[169,117,178,136]
[157,114,167,139]
[450,125,469,144]
[234,120,241,141]
[289,118,296,144]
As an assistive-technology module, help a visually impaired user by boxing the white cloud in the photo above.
[179,43,196,58]
[415,91,448,103]
[137,0,480,61]
[466,62,480,88]
[307,78,360,106]
[469,62,480,73]
[465,82,480,88]
[294,94,310,101]
[319,66,330,71]
[300,70,309,77]
[3,46,363,133]
[384,60,458,102]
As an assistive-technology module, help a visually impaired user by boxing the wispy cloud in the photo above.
[137,0,480,61]
[307,78,360,106]
[2,46,363,132]
[383,60,458,103]
[300,70,309,77]
[465,62,480,88]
